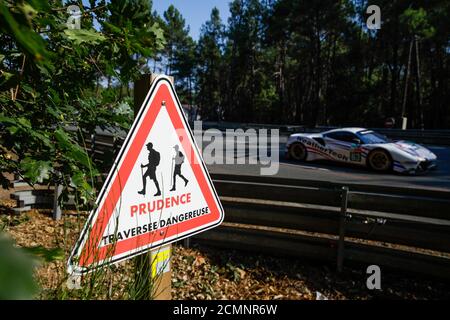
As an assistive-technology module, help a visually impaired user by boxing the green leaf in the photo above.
[0,234,39,300]
[30,130,53,149]
[103,22,122,34]
[27,0,51,12]
[7,126,19,135]
[45,105,61,120]
[0,115,13,123]
[150,22,165,44]
[68,146,92,169]
[19,157,52,184]
[23,246,65,263]
[54,128,73,150]
[55,128,92,169]
[0,71,14,84]
[18,3,38,21]
[0,1,53,70]
[63,29,106,45]
[17,117,31,129]
[70,172,94,204]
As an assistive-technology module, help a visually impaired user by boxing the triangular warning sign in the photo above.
[68,76,224,275]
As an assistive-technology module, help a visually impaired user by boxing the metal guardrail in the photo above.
[191,174,450,280]
[10,189,76,215]
[201,122,450,145]
[73,124,450,173]
[11,172,450,279]
[72,123,450,150]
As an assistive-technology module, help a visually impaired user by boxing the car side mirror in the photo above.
[352,138,362,145]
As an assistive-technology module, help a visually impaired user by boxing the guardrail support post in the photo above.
[183,237,190,248]
[337,186,349,273]
[90,133,96,159]
[52,179,63,221]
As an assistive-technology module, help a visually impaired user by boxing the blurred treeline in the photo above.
[191,0,449,129]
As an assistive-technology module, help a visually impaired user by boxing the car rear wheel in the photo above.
[289,143,308,161]
[367,149,392,172]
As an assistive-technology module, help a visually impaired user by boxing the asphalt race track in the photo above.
[202,134,450,192]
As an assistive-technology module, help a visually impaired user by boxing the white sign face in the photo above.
[68,76,224,275]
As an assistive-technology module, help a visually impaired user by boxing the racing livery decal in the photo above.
[299,138,349,162]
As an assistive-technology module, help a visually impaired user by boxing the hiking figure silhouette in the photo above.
[170,145,189,192]
[138,142,161,196]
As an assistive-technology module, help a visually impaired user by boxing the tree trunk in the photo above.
[401,39,414,120]
[414,35,424,129]
[390,16,399,115]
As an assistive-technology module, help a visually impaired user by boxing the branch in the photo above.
[12,54,26,101]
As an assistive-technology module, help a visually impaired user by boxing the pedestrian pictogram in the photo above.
[170,145,189,191]
[68,75,224,275]
[138,142,161,196]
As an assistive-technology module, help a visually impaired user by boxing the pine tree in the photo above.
[161,5,195,103]
[196,8,225,120]
[223,0,271,122]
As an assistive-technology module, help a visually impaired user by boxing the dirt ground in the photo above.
[2,197,450,300]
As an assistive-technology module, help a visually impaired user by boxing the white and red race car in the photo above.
[286,128,437,173]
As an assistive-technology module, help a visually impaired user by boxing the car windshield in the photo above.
[358,131,389,144]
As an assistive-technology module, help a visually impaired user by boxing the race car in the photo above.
[286,128,437,174]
